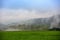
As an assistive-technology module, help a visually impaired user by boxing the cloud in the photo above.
[0,8,57,23]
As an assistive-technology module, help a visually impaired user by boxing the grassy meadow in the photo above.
[0,31,60,40]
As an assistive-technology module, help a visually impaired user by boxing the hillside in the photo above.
[0,14,60,31]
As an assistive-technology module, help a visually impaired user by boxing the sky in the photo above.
[0,0,60,23]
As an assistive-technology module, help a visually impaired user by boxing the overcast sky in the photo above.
[0,0,60,23]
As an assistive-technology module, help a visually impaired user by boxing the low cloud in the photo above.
[0,8,57,23]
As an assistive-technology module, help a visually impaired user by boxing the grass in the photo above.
[0,31,60,40]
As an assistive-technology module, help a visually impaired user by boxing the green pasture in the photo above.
[0,31,60,40]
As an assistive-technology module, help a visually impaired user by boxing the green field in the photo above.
[0,31,60,40]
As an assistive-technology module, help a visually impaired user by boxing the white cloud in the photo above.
[0,8,57,23]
